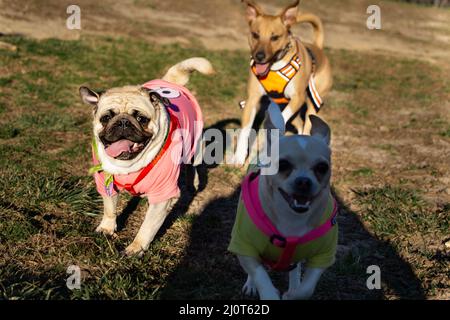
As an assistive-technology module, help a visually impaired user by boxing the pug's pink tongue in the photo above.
[105,140,134,158]
[255,63,270,76]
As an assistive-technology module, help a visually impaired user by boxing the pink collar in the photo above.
[241,171,338,271]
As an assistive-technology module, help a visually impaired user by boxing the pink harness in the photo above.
[113,112,180,196]
[241,171,338,271]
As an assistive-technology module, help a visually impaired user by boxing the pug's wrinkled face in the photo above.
[80,86,166,161]
[271,135,331,214]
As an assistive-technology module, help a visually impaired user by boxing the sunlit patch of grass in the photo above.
[440,128,450,137]
[351,167,374,177]
[0,170,102,219]
[330,49,445,109]
[353,186,449,238]
[372,144,398,155]
[0,77,13,86]
[346,102,369,117]
[0,124,20,139]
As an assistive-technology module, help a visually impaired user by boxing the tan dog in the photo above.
[234,0,333,165]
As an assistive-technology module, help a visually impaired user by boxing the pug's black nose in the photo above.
[119,118,131,129]
[294,177,312,193]
[255,51,266,62]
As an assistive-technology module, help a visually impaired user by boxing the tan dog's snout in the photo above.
[254,50,266,63]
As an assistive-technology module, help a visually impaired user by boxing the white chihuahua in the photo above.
[229,102,338,300]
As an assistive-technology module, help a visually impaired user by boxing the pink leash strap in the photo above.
[241,171,338,271]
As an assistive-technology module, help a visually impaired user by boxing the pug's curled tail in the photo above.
[162,58,215,86]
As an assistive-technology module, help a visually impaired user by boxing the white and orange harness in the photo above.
[246,50,323,111]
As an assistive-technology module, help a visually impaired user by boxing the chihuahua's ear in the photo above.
[79,86,101,106]
[242,0,262,23]
[265,100,286,136]
[281,0,300,27]
[310,115,331,145]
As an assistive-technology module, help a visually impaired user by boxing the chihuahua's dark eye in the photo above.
[100,114,111,124]
[271,35,280,42]
[252,32,260,40]
[314,162,329,177]
[279,159,292,172]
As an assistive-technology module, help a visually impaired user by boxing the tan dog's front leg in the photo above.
[125,199,174,257]
[96,194,119,236]
[283,267,324,300]
[234,76,263,165]
[238,255,280,300]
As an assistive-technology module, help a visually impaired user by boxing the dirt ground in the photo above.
[0,0,449,300]
[1,0,450,64]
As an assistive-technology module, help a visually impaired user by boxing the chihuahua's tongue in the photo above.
[255,63,270,76]
[105,140,134,158]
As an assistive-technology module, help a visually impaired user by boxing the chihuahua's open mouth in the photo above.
[103,139,150,160]
[278,188,311,213]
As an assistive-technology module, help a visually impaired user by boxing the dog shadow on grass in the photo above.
[156,151,425,300]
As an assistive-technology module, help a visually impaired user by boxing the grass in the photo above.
[353,186,449,238]
[346,102,369,118]
[0,33,449,300]
[351,168,374,177]
[440,128,450,137]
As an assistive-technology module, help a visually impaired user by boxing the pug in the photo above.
[79,58,214,256]
[228,101,338,300]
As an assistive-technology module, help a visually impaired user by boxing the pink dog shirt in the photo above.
[93,79,203,204]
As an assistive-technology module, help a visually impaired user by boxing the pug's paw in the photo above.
[124,242,145,257]
[95,218,117,236]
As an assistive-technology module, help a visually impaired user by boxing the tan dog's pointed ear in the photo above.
[280,0,300,27]
[79,86,101,106]
[310,115,331,145]
[242,0,262,23]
